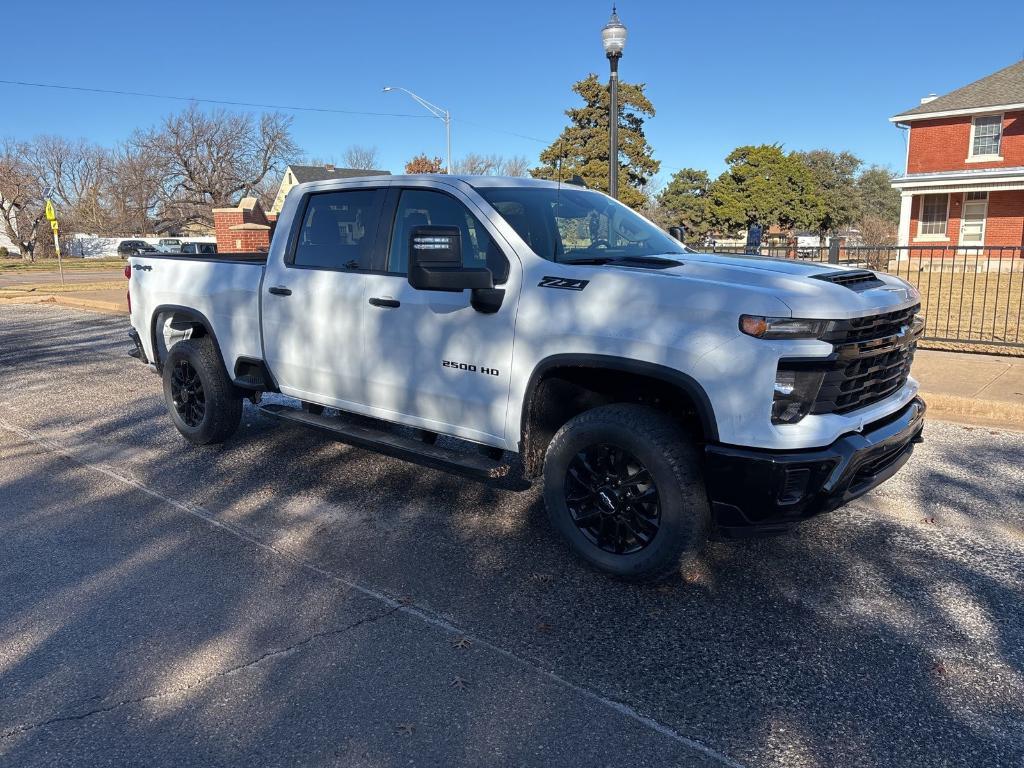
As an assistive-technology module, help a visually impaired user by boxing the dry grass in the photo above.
[0,258,123,272]
[884,265,1024,351]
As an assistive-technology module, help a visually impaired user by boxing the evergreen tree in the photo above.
[657,168,711,238]
[532,74,659,209]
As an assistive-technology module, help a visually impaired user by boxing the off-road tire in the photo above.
[162,337,243,445]
[542,404,709,582]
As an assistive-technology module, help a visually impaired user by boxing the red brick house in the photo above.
[890,60,1024,249]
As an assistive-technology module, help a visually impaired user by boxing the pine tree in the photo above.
[532,74,659,209]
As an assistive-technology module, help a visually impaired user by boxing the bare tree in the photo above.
[107,141,165,235]
[343,145,380,170]
[29,136,112,233]
[132,105,299,232]
[499,155,530,177]
[0,139,46,261]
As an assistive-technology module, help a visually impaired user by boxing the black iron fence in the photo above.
[708,244,1024,351]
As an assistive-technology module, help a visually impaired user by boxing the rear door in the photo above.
[360,184,520,446]
[261,186,384,406]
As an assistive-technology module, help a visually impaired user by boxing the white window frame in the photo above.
[916,193,950,241]
[958,191,989,247]
[967,113,1004,162]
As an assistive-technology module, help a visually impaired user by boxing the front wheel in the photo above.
[162,336,243,445]
[542,404,709,582]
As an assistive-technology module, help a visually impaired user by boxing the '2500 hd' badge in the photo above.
[539,276,589,291]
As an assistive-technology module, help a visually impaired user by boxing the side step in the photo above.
[258,403,510,480]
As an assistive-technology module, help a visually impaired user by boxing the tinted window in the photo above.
[387,189,509,283]
[478,187,685,263]
[293,190,378,269]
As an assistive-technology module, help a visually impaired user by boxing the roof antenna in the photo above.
[554,138,564,261]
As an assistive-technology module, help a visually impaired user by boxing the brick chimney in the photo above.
[212,197,273,253]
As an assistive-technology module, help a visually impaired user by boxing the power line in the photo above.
[0,78,431,119]
[0,77,555,149]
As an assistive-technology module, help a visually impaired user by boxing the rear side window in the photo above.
[387,189,509,283]
[293,190,379,269]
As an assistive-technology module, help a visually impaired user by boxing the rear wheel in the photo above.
[542,404,709,582]
[162,337,243,445]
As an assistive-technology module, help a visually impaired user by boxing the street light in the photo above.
[601,6,627,199]
[383,86,452,174]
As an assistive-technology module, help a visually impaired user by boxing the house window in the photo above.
[970,115,1002,158]
[918,193,948,236]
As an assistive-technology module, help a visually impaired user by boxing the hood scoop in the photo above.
[811,270,885,291]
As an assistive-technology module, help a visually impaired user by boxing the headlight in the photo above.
[740,315,830,340]
[772,367,825,424]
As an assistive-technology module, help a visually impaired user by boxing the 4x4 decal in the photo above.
[539,276,589,291]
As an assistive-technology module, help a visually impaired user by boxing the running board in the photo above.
[258,404,510,480]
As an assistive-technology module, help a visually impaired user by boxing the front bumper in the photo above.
[705,397,925,537]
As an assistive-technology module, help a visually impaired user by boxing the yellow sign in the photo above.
[45,199,56,221]
[50,220,59,233]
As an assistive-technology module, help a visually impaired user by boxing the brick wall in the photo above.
[212,198,272,253]
[986,190,1024,247]
[909,191,1024,247]
[907,111,1024,173]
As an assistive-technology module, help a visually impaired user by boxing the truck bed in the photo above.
[139,251,268,264]
[128,253,265,372]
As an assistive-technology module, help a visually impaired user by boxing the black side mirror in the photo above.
[408,226,493,293]
[668,226,687,243]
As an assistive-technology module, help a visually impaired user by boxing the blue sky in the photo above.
[4,0,1023,186]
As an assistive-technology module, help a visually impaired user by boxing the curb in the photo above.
[919,391,1024,433]
[0,294,127,315]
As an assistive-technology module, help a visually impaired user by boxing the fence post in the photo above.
[828,239,839,264]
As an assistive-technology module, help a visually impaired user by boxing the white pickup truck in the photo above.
[126,175,925,581]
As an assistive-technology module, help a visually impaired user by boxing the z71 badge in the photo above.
[539,276,589,291]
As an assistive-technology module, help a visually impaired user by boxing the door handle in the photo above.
[368,297,400,308]
[268,286,292,296]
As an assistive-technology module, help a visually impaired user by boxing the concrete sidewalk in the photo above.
[913,349,1024,430]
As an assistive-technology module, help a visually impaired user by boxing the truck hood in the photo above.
[616,252,920,319]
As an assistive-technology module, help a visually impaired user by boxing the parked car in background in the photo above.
[117,240,157,259]
[157,238,183,252]
[180,242,218,255]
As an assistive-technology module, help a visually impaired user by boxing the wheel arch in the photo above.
[149,304,226,374]
[518,354,719,477]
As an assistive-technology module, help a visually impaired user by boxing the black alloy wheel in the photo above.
[565,443,661,555]
[170,360,206,428]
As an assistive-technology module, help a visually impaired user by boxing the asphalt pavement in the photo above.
[1,304,1022,768]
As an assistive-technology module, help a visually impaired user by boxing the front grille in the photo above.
[821,304,919,344]
[808,304,921,415]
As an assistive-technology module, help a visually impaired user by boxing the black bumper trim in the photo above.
[127,328,149,364]
[705,397,926,537]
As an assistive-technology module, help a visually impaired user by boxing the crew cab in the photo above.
[126,175,925,581]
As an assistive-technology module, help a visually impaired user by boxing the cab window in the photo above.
[387,189,509,283]
[293,190,379,269]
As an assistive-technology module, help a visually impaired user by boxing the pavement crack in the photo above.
[0,607,399,742]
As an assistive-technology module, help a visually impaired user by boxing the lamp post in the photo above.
[383,86,452,174]
[601,6,627,199]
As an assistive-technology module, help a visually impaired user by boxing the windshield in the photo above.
[477,186,685,263]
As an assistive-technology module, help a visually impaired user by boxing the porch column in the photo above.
[897,193,913,249]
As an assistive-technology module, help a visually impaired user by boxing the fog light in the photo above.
[772,368,825,424]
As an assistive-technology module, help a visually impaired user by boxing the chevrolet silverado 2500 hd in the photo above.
[126,175,925,581]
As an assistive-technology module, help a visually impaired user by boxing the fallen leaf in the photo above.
[535,622,554,633]
[450,676,470,689]
[397,595,414,606]
[451,636,472,649]
[395,723,415,736]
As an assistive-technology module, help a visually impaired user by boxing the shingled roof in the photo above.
[892,60,1024,120]
[289,165,391,182]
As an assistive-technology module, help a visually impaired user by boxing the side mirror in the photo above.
[668,226,686,243]
[408,226,494,292]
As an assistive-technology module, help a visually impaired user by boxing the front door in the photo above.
[360,186,520,447]
[261,187,383,407]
